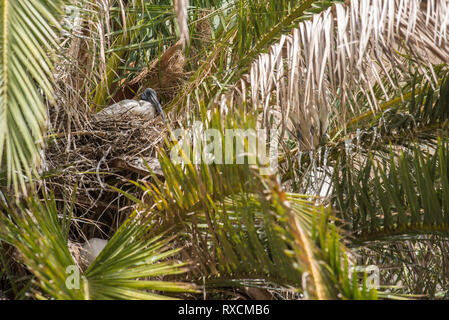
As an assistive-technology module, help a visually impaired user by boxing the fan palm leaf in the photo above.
[0,193,197,300]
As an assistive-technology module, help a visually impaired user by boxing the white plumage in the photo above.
[95,88,166,121]
[96,100,157,119]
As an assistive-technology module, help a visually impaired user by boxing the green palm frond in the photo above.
[0,0,66,193]
[84,210,198,300]
[327,68,449,154]
[323,73,449,241]
[333,138,449,242]
[2,0,447,300]
[0,193,196,300]
[0,193,84,299]
[130,108,377,299]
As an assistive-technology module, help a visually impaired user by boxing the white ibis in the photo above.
[96,88,166,121]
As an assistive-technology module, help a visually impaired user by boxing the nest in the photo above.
[42,41,187,238]
[43,114,168,237]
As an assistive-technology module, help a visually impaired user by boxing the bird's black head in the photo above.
[140,88,166,122]
[140,88,157,102]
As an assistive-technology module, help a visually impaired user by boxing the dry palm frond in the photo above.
[246,0,449,150]
[194,9,213,44]
[52,1,102,135]
[112,40,187,104]
[174,0,190,49]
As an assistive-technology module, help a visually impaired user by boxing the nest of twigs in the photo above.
[42,41,187,238]
[43,114,168,237]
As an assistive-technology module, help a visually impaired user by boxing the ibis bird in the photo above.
[96,88,166,121]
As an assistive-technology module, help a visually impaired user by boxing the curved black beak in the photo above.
[153,100,166,122]
[145,90,166,122]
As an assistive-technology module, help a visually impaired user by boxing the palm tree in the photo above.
[0,0,67,194]
[1,0,448,300]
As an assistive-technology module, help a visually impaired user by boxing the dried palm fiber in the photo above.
[112,40,187,105]
[50,0,98,136]
[187,9,214,70]
[195,9,213,44]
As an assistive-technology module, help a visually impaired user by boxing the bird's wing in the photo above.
[132,101,156,117]
[96,100,140,116]
[96,100,156,118]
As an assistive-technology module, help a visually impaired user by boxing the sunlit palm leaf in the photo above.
[133,108,377,299]
[0,0,65,193]
[0,194,197,300]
